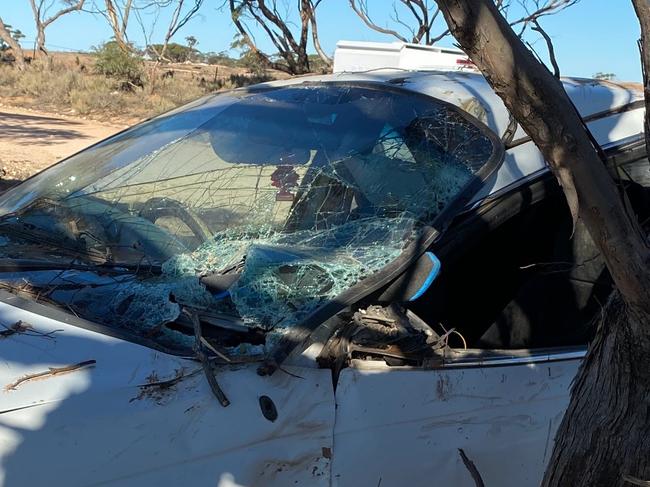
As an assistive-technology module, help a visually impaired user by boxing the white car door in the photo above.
[331,350,582,487]
[0,298,335,487]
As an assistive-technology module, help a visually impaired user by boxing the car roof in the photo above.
[260,70,645,201]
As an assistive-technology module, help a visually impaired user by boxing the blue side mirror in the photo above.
[407,252,442,301]
[377,251,442,303]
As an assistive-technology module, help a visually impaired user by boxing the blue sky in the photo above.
[1,0,643,81]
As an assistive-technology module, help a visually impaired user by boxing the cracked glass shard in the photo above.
[0,83,497,352]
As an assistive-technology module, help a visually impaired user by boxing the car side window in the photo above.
[404,138,650,354]
[406,177,607,351]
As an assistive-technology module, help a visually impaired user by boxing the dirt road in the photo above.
[0,105,124,188]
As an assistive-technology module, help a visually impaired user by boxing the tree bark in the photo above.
[0,17,26,70]
[104,0,130,52]
[544,293,650,486]
[35,26,46,56]
[633,0,650,155]
[433,1,650,485]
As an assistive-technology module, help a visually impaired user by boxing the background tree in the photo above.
[93,0,204,57]
[146,42,196,62]
[129,0,204,94]
[28,0,86,56]
[0,19,26,69]
[144,0,204,62]
[350,0,578,45]
[95,0,134,52]
[185,34,197,61]
[593,71,616,80]
[152,0,203,61]
[0,25,26,49]
[93,39,143,88]
[433,1,650,486]
[228,0,330,75]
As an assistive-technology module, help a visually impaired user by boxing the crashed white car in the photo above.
[0,50,646,486]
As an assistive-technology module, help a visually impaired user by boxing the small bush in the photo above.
[227,73,274,88]
[0,59,82,104]
[237,50,269,77]
[93,42,144,88]
[69,76,123,115]
[0,65,21,91]
[154,76,205,105]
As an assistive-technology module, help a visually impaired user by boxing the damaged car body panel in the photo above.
[0,67,647,486]
[0,298,335,487]
[332,356,579,487]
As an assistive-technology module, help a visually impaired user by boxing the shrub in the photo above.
[237,50,269,76]
[93,42,144,89]
[227,72,273,88]
[69,76,123,115]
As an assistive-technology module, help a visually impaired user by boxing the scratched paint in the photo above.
[0,301,335,487]
[331,359,580,487]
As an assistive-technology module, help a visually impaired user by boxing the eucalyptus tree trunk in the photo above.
[433,1,650,485]
[0,18,26,70]
[34,25,46,56]
[633,0,650,155]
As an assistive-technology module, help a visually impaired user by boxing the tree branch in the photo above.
[253,0,299,53]
[167,0,204,40]
[352,0,578,46]
[531,18,560,78]
[458,449,485,487]
[349,0,409,42]
[508,0,578,31]
[103,0,131,51]
[307,0,331,66]
[41,0,86,28]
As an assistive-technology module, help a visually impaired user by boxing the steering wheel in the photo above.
[139,197,213,244]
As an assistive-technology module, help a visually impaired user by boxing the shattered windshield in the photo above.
[0,83,497,353]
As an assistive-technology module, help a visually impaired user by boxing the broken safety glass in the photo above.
[0,83,498,353]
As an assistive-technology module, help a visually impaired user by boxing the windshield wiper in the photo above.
[0,217,165,275]
[0,258,162,275]
[0,217,111,261]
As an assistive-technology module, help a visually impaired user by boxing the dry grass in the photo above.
[0,52,287,124]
